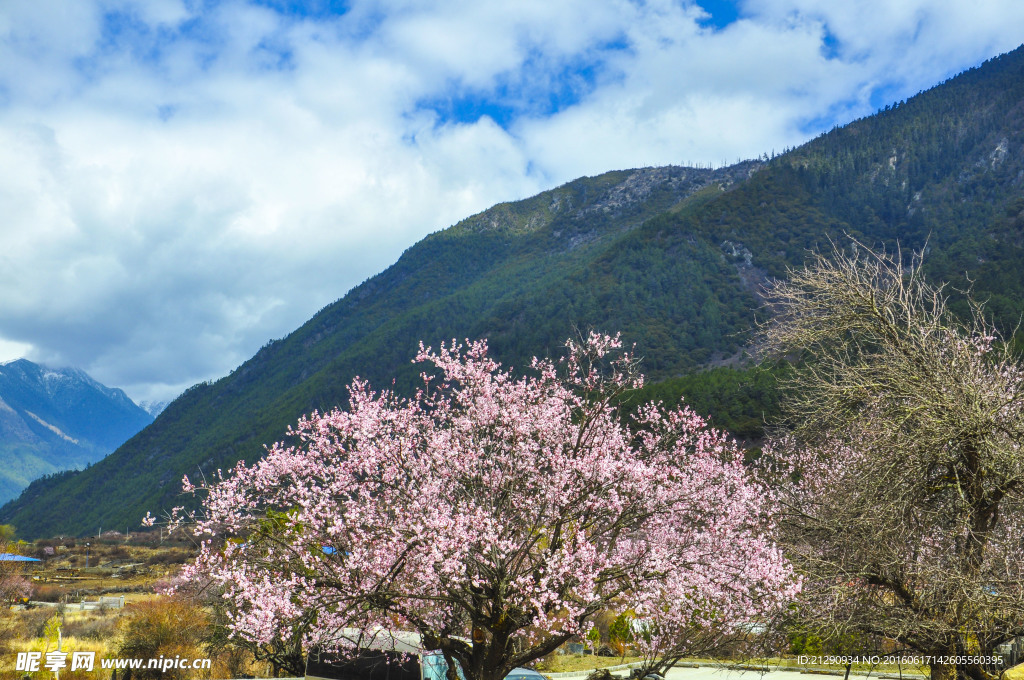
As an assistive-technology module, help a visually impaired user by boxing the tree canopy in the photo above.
[173,334,797,680]
[762,245,1024,680]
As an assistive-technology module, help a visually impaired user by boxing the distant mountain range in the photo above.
[4,44,1024,538]
[0,359,152,506]
[136,400,170,418]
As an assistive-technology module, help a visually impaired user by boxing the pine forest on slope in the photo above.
[4,45,1024,538]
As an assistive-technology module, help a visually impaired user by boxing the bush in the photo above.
[103,545,131,561]
[144,550,186,566]
[117,596,211,680]
[0,617,15,654]
[7,607,55,639]
[31,585,64,603]
[63,614,118,641]
[789,633,823,657]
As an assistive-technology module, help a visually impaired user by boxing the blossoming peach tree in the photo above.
[162,334,798,680]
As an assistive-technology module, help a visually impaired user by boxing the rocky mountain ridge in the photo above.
[0,359,153,505]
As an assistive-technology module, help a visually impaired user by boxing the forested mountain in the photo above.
[5,44,1024,538]
[0,359,152,505]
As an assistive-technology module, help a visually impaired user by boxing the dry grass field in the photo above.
[0,535,222,680]
[534,655,646,673]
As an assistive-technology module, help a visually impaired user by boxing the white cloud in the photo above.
[0,0,1021,403]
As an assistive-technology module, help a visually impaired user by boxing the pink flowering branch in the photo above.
[173,333,797,680]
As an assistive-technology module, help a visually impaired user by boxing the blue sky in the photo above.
[0,0,1022,403]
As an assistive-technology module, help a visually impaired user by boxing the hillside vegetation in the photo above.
[4,45,1024,538]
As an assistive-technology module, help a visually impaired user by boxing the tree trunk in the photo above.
[930,661,957,680]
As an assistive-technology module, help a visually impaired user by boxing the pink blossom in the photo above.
[178,334,797,678]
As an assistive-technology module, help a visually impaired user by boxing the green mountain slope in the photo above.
[5,45,1024,538]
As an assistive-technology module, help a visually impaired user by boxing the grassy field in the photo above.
[536,655,646,673]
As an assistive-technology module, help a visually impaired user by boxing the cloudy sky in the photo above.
[0,0,1022,405]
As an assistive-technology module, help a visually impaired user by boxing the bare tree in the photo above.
[760,243,1024,680]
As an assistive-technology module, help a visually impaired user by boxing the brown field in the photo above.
[1,534,219,680]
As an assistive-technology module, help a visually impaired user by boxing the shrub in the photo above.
[116,596,210,680]
[63,614,118,641]
[31,585,63,603]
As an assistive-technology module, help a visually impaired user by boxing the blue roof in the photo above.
[0,552,40,562]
